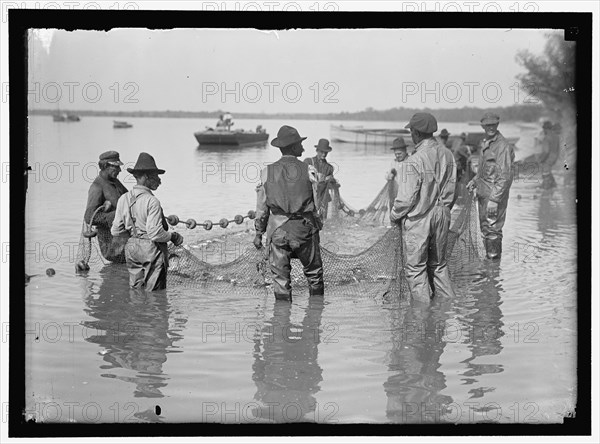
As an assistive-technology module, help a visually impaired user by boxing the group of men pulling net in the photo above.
[76,173,484,298]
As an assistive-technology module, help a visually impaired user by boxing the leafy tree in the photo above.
[515,32,576,120]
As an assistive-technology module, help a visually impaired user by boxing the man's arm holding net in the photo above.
[254,168,269,249]
[390,161,421,222]
[84,182,115,226]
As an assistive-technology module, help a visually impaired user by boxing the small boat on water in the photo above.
[195,114,268,147]
[330,124,518,150]
[52,112,80,122]
[330,124,411,145]
[113,120,133,129]
[194,128,269,147]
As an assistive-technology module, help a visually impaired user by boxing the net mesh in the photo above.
[76,178,484,298]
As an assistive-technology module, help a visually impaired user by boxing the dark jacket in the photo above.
[255,156,317,243]
[84,174,128,226]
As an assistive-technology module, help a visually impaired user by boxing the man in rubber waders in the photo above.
[84,150,128,263]
[254,125,325,302]
[391,113,456,301]
[304,138,338,220]
[111,153,184,291]
[467,112,515,260]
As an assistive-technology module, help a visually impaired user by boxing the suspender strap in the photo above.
[127,190,140,238]
[431,167,444,206]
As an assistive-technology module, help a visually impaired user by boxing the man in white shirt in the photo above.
[111,152,184,291]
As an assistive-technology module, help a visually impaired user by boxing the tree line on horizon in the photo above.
[29,103,545,123]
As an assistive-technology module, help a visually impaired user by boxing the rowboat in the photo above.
[330,124,518,150]
[330,124,411,145]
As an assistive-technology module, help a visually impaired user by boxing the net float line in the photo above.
[165,210,256,230]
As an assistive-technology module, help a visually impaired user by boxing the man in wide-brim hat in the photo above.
[254,125,324,301]
[84,150,129,263]
[467,112,515,260]
[111,152,184,291]
[390,112,457,301]
[304,138,338,220]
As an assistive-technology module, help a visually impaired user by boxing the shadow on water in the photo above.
[459,263,505,379]
[251,297,326,423]
[381,255,508,424]
[195,142,268,151]
[536,187,575,244]
[449,260,506,422]
[382,296,454,423]
[81,266,187,406]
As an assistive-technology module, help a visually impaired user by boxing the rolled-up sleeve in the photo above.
[146,197,172,243]
[254,168,269,235]
[391,160,421,222]
[111,194,128,237]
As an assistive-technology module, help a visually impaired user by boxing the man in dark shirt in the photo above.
[254,125,324,301]
[304,138,337,219]
[84,151,128,262]
[451,132,471,183]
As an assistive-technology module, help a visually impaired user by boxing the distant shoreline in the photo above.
[28,104,546,123]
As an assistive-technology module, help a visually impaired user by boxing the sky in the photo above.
[28,27,555,114]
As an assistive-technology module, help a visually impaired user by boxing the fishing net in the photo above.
[76,178,484,298]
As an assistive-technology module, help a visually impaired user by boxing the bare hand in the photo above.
[253,234,263,249]
[466,180,476,193]
[102,201,112,211]
[487,201,498,218]
[171,232,184,247]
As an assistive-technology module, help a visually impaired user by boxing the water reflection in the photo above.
[383,298,454,423]
[538,190,562,243]
[252,298,324,423]
[460,263,505,394]
[82,267,186,400]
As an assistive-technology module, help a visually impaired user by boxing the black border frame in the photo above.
[8,9,592,438]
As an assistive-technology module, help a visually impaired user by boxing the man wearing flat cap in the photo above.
[84,150,129,263]
[385,137,409,211]
[254,125,324,301]
[304,138,338,220]
[391,112,456,301]
[111,153,184,291]
[467,112,515,259]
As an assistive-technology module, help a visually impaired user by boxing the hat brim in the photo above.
[271,136,307,148]
[107,160,124,166]
[404,123,412,129]
[315,146,332,152]
[480,119,500,125]
[126,168,166,175]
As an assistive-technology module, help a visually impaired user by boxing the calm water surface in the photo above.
[25,116,577,424]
